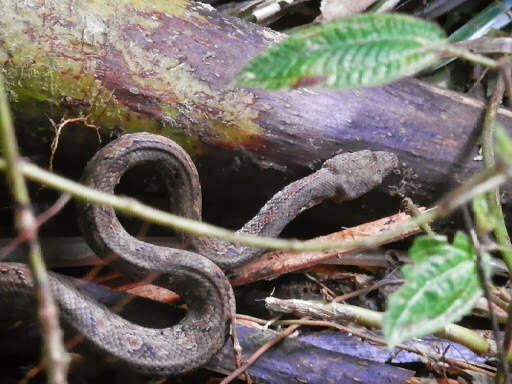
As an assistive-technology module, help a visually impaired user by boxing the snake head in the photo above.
[322,150,398,201]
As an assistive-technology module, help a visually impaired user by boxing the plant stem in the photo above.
[2,157,427,251]
[482,77,512,274]
[0,156,511,253]
[219,322,303,384]
[0,76,69,384]
[463,208,509,384]
[265,297,491,355]
[402,197,435,235]
[442,44,500,69]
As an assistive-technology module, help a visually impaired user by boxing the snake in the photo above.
[0,132,397,375]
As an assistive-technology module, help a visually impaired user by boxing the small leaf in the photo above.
[383,232,485,348]
[235,13,447,90]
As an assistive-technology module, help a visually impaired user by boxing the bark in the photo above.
[1,0,512,213]
[2,276,489,383]
[207,324,414,384]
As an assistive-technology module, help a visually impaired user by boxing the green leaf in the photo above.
[472,194,496,233]
[382,232,485,348]
[235,13,447,90]
[495,123,512,165]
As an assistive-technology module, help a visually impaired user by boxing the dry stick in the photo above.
[230,319,252,384]
[331,279,403,303]
[402,197,435,236]
[230,210,425,286]
[0,122,510,264]
[304,272,337,300]
[236,314,269,325]
[0,76,69,384]
[275,318,495,377]
[265,297,491,356]
[48,116,100,172]
[0,156,510,257]
[31,213,417,302]
[467,67,491,96]
[0,158,418,252]
[219,322,303,384]
[0,193,71,260]
[79,210,421,287]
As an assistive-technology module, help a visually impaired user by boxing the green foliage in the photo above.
[472,194,497,233]
[495,123,512,164]
[235,13,447,90]
[383,233,489,347]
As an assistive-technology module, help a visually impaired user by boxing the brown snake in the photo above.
[0,133,397,375]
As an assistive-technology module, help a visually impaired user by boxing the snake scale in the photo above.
[0,132,397,375]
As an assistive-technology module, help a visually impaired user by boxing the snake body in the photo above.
[0,133,397,375]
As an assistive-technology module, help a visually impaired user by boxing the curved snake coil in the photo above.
[0,133,397,375]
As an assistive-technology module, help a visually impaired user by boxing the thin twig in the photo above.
[304,272,337,300]
[480,76,512,273]
[470,72,511,384]
[0,156,510,255]
[0,76,69,384]
[441,44,500,70]
[230,320,252,384]
[219,322,303,384]
[266,297,490,355]
[0,157,430,252]
[402,197,435,235]
[463,208,509,384]
[231,210,424,286]
[0,193,71,260]
[275,318,495,377]
[48,116,100,172]
[332,279,403,303]
[236,314,269,325]
[0,132,510,262]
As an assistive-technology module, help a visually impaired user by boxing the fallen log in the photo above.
[0,276,415,383]
[5,275,496,382]
[208,323,415,384]
[1,0,511,216]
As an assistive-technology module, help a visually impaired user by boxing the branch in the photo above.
[0,155,510,255]
[265,297,491,356]
[0,76,69,384]
[230,210,424,286]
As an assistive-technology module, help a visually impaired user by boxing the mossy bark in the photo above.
[1,0,512,208]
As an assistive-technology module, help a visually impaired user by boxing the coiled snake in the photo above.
[0,133,397,375]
